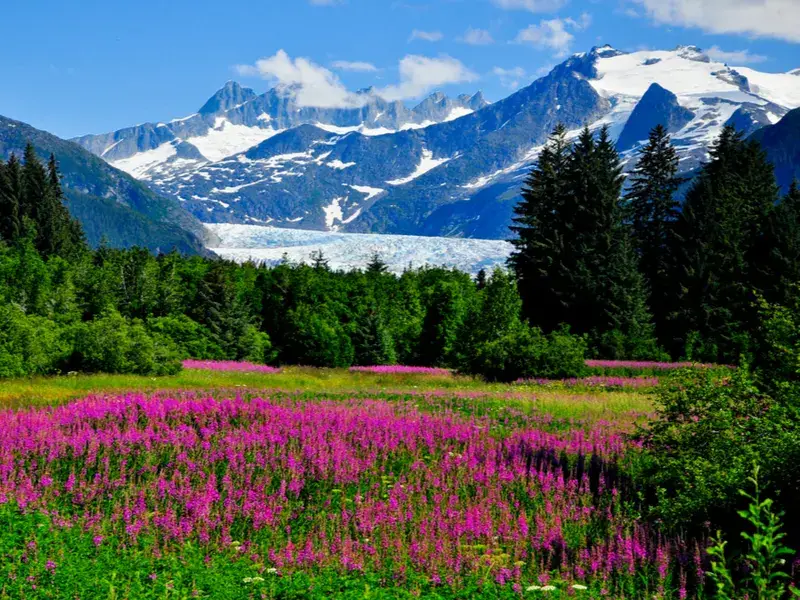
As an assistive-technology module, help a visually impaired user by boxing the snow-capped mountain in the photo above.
[73,82,488,180]
[73,45,800,240]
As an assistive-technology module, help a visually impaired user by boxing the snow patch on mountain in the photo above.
[186,119,281,162]
[734,67,800,107]
[349,185,385,201]
[386,149,451,186]
[327,159,356,170]
[444,107,474,122]
[314,123,397,136]
[111,142,177,178]
[206,223,512,275]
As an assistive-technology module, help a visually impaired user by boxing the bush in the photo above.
[636,366,800,543]
[68,310,182,376]
[283,304,354,367]
[238,324,276,365]
[468,324,587,383]
[146,315,225,360]
[0,304,69,377]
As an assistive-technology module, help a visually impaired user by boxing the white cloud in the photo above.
[331,60,379,72]
[514,19,575,57]
[237,51,477,106]
[631,0,800,43]
[705,46,768,65]
[378,55,478,101]
[409,29,444,42]
[493,66,527,89]
[564,12,592,31]
[491,0,566,13]
[461,28,495,45]
[235,50,364,108]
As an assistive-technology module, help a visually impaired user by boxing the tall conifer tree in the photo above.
[625,125,682,343]
[20,143,48,226]
[0,157,22,242]
[508,123,571,329]
[672,126,779,361]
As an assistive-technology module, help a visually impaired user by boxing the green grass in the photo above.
[0,367,654,423]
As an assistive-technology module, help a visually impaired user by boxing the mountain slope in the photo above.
[750,107,800,192]
[0,115,210,254]
[72,44,800,240]
[616,83,694,150]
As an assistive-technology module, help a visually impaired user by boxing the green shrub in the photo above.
[284,304,354,367]
[0,304,69,377]
[146,314,225,360]
[636,366,800,540]
[238,324,276,365]
[68,310,182,376]
[707,465,799,599]
[468,324,587,383]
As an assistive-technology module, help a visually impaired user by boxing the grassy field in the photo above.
[0,368,670,599]
[0,367,654,421]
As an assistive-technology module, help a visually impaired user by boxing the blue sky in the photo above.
[2,0,798,139]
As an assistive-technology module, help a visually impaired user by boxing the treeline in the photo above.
[1,122,799,379]
[0,145,582,379]
[510,123,800,364]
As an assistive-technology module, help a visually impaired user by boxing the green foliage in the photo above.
[637,366,800,536]
[706,465,800,600]
[671,126,780,362]
[68,310,181,376]
[468,324,587,383]
[285,304,355,367]
[0,304,69,378]
[509,124,658,358]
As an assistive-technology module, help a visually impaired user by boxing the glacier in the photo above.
[207,223,512,275]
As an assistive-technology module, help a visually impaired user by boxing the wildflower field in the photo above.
[0,364,716,599]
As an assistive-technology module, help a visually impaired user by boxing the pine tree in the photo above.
[44,154,85,257]
[366,252,388,275]
[508,123,571,329]
[625,125,683,343]
[761,181,800,305]
[475,268,487,290]
[0,155,22,242]
[672,126,779,361]
[510,124,657,356]
[20,144,48,225]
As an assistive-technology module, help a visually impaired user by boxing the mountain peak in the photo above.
[616,82,694,151]
[198,81,258,115]
[591,44,625,59]
[675,45,710,63]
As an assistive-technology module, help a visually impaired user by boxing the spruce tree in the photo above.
[761,180,800,305]
[20,143,48,224]
[366,252,388,275]
[45,154,85,258]
[0,155,22,242]
[672,126,779,361]
[508,123,571,329]
[625,125,683,343]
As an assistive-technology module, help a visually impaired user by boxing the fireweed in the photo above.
[182,359,281,373]
[517,376,661,389]
[0,390,699,596]
[349,366,452,376]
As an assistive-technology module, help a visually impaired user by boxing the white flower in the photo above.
[572,584,588,590]
[252,576,265,583]
[541,586,557,591]
[526,586,542,591]
[266,568,278,574]
[242,577,253,584]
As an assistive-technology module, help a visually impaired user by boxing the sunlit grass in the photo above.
[0,367,655,424]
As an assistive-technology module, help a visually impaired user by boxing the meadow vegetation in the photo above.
[2,123,800,597]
